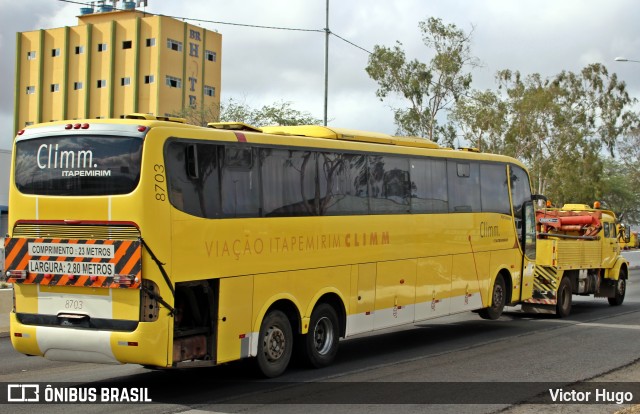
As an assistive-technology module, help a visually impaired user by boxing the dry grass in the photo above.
[616,405,640,414]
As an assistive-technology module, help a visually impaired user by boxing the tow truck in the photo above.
[522,202,629,317]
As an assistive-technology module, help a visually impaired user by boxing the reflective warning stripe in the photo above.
[524,298,557,305]
[533,265,560,293]
[3,238,141,288]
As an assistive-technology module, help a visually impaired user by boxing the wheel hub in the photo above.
[493,285,504,308]
[264,326,286,361]
[313,316,334,355]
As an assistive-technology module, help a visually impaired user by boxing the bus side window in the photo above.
[319,152,369,215]
[186,144,199,179]
[479,163,511,215]
[165,141,221,218]
[221,146,261,217]
[509,165,532,233]
[369,155,410,214]
[410,158,448,213]
[447,160,480,213]
[261,149,317,217]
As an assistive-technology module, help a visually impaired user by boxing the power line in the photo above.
[331,31,371,54]
[54,0,371,53]
[166,15,324,33]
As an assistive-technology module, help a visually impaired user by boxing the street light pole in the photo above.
[324,0,329,126]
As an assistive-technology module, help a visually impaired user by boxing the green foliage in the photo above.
[448,90,508,152]
[614,128,640,223]
[366,17,478,142]
[172,98,321,128]
[489,64,639,204]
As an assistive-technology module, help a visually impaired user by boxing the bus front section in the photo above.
[3,121,172,367]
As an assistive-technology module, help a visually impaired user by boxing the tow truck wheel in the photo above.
[556,276,572,318]
[479,274,505,320]
[608,272,626,306]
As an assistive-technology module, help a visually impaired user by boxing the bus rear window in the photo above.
[14,135,143,195]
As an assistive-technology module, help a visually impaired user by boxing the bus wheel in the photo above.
[555,276,572,318]
[608,274,626,306]
[304,303,340,368]
[256,310,293,378]
[479,274,505,320]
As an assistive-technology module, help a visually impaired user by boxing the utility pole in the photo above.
[323,0,329,126]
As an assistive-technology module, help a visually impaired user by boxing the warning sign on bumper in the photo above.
[28,260,115,277]
[4,238,141,288]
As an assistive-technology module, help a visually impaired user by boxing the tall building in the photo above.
[14,3,222,134]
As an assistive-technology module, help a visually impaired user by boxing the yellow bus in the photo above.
[3,115,540,377]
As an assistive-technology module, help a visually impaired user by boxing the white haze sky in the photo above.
[0,0,639,150]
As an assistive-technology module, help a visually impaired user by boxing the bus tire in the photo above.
[256,310,293,378]
[479,274,505,320]
[303,303,340,368]
[608,272,626,306]
[555,276,572,318]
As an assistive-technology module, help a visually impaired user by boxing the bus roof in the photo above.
[17,115,525,167]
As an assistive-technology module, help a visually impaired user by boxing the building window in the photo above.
[97,79,107,88]
[51,48,61,57]
[73,81,83,90]
[167,38,182,52]
[121,77,131,86]
[26,86,35,94]
[98,43,107,52]
[146,38,155,47]
[122,40,132,49]
[75,45,84,54]
[204,85,215,97]
[144,75,154,84]
[27,51,36,60]
[50,83,60,92]
[205,50,217,62]
[25,121,34,127]
[166,75,182,88]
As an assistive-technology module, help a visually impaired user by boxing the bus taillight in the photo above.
[6,270,27,280]
[114,274,138,286]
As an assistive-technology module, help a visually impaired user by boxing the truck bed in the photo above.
[536,237,602,269]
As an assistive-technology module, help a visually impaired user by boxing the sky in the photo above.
[0,0,639,150]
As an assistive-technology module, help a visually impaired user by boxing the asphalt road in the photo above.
[1,268,640,414]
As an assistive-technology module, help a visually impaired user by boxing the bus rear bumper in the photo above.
[9,312,170,367]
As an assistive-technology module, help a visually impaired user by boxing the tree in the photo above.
[448,89,507,152]
[598,158,639,222]
[489,65,638,201]
[171,102,220,127]
[172,98,321,127]
[614,127,640,224]
[365,17,479,142]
